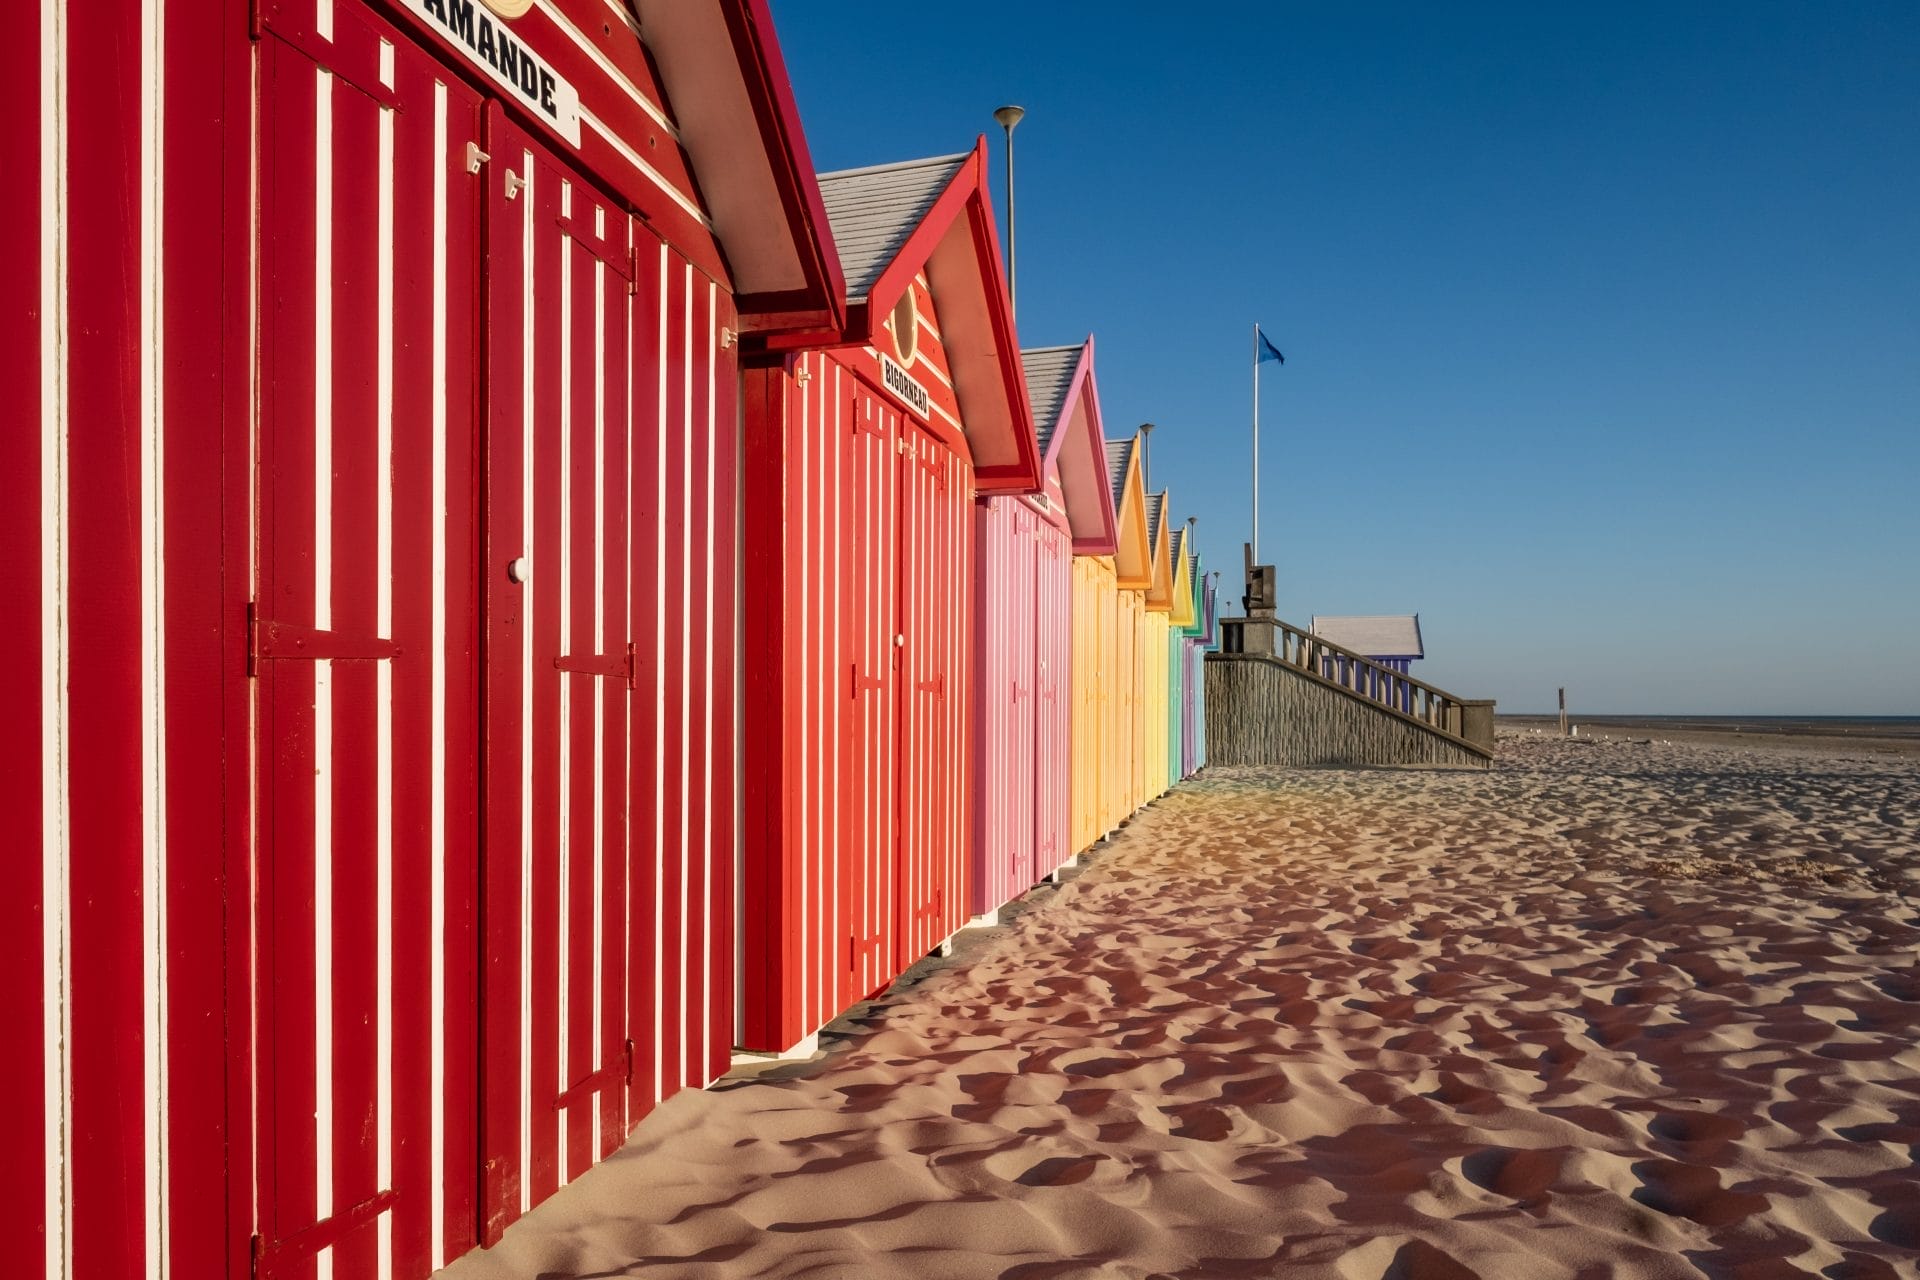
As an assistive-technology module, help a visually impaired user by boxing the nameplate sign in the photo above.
[407,0,584,146]
[879,353,930,420]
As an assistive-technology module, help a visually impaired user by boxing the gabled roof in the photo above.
[1186,549,1209,639]
[817,153,967,302]
[1106,436,1151,589]
[1145,490,1173,611]
[1311,614,1425,660]
[634,0,844,334]
[1106,439,1134,513]
[1169,525,1196,628]
[799,139,1038,495]
[1200,570,1220,647]
[1022,338,1117,555]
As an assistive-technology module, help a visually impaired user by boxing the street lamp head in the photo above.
[1138,421,1155,437]
[993,104,1026,132]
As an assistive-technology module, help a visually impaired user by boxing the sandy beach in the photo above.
[443,733,1920,1280]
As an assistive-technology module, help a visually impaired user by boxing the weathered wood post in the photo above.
[1558,687,1568,737]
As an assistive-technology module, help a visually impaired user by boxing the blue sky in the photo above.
[771,3,1919,714]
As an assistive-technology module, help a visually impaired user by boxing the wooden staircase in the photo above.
[1238,617,1494,760]
[1208,545,1494,768]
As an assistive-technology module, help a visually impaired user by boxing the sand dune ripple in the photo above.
[443,734,1920,1280]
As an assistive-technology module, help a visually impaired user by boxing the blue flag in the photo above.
[1258,330,1286,366]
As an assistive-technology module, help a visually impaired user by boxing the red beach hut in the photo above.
[739,142,1041,1054]
[972,340,1120,919]
[9,3,840,1276]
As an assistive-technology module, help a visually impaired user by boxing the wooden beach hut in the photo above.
[9,3,842,1275]
[1166,523,1198,789]
[1185,561,1218,775]
[1310,614,1426,712]
[974,340,1119,917]
[738,142,1041,1054]
[1080,435,1155,840]
[1141,492,1177,800]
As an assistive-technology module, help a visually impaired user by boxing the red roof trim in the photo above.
[718,0,846,334]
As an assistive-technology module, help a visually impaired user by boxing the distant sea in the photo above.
[1497,714,1920,742]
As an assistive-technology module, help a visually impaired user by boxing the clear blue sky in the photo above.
[771,3,1919,714]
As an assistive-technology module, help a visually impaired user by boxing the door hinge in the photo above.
[247,602,401,676]
[554,641,637,690]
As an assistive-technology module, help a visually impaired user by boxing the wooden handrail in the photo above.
[1273,618,1467,735]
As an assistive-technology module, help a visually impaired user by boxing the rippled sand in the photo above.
[443,734,1920,1280]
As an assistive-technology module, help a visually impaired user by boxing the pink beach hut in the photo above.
[971,339,1119,917]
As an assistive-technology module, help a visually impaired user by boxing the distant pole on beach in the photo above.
[1559,687,1568,737]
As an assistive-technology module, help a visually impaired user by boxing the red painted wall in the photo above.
[11,1,747,1275]
[740,350,976,1052]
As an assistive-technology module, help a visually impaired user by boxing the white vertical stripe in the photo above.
[311,64,337,1280]
[373,44,396,1280]
[41,2,71,1275]
[732,310,745,1046]
[701,284,716,1071]
[556,179,573,1184]
[621,225,634,1129]
[796,355,809,1031]
[678,264,691,1083]
[652,242,666,1101]
[590,207,606,1149]
[517,149,535,1214]
[427,78,448,1272]
[139,3,169,1272]
[622,231,634,1125]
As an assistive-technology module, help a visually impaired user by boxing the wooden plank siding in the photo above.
[972,501,1074,917]
[739,348,976,1052]
[12,1,835,1276]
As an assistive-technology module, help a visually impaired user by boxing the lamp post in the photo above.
[1138,421,1155,491]
[993,104,1024,316]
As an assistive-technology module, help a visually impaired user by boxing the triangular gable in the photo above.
[630,0,844,333]
[1023,339,1117,555]
[1169,525,1196,628]
[801,140,1039,494]
[1106,437,1151,589]
[1145,491,1173,612]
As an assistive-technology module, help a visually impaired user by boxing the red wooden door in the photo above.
[252,5,483,1275]
[842,386,901,1003]
[480,109,635,1240]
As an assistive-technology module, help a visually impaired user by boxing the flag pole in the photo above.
[1251,322,1260,562]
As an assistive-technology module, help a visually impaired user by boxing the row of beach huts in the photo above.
[9,2,1218,1277]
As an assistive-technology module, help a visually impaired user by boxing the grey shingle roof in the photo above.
[1310,615,1424,659]
[1020,345,1080,457]
[1105,438,1134,511]
[1145,492,1165,548]
[815,153,968,302]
